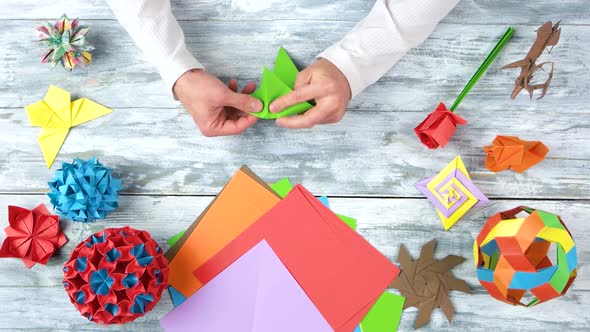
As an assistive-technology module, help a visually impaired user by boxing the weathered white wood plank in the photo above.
[0,195,587,331]
[0,107,588,198]
[0,0,587,24]
[1,21,587,114]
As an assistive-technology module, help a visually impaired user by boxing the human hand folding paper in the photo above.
[484,135,549,173]
[416,156,489,230]
[0,204,67,268]
[250,47,314,119]
[25,85,112,168]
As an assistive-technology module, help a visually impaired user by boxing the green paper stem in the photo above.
[450,26,515,112]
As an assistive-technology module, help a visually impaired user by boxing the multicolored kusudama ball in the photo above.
[63,227,168,325]
[474,206,577,306]
[48,157,122,223]
[36,14,94,70]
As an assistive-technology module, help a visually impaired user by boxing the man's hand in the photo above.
[173,69,263,137]
[269,58,351,129]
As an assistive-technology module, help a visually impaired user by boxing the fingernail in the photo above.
[252,100,262,112]
[269,103,277,113]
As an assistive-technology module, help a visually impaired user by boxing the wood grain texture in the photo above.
[0,195,587,331]
[1,21,587,113]
[0,0,587,24]
[0,107,588,198]
[0,0,588,330]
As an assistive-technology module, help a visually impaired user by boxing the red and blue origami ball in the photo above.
[63,226,168,325]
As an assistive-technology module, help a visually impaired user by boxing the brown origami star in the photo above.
[390,239,472,329]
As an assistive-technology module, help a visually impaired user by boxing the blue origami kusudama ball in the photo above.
[48,158,122,222]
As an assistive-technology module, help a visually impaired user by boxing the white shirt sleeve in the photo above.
[318,0,460,98]
[105,0,203,95]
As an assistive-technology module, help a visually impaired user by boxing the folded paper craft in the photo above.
[390,239,472,329]
[474,207,577,306]
[414,27,514,149]
[161,240,332,332]
[165,166,281,298]
[414,103,467,149]
[37,14,94,70]
[25,85,112,168]
[502,21,561,99]
[48,157,122,222]
[484,135,549,173]
[0,204,67,268]
[194,185,399,332]
[416,156,489,230]
[63,226,168,325]
[250,47,314,119]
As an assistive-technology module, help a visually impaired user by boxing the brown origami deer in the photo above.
[502,21,561,99]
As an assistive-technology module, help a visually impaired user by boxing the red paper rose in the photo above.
[0,204,67,268]
[414,102,467,149]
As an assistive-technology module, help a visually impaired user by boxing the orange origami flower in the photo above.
[0,204,67,268]
[484,136,549,173]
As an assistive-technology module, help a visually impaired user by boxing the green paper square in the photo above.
[360,292,405,332]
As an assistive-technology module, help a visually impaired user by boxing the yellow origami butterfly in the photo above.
[25,85,112,168]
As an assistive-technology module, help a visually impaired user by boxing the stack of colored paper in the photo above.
[160,166,404,332]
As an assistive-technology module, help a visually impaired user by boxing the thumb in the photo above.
[225,91,263,113]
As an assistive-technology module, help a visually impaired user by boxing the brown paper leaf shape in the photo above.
[390,239,472,329]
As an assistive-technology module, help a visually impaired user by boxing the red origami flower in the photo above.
[414,103,467,149]
[0,204,67,268]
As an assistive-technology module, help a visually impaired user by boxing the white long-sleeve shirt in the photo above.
[106,0,459,98]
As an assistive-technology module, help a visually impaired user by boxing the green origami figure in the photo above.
[250,47,314,119]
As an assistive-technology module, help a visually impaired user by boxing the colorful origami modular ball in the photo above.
[36,14,94,70]
[474,207,577,306]
[0,204,67,268]
[63,227,168,325]
[48,158,122,223]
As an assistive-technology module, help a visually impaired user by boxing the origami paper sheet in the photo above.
[250,47,314,119]
[165,166,282,298]
[416,156,489,230]
[195,185,399,332]
[165,175,357,308]
[484,135,549,173]
[25,85,112,168]
[161,240,332,332]
[165,177,292,250]
[0,204,67,268]
[390,239,472,329]
[359,292,405,332]
[414,27,514,149]
[37,14,94,70]
[474,207,577,306]
[63,226,168,325]
[503,21,561,100]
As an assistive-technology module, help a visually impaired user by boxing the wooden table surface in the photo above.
[0,0,588,331]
